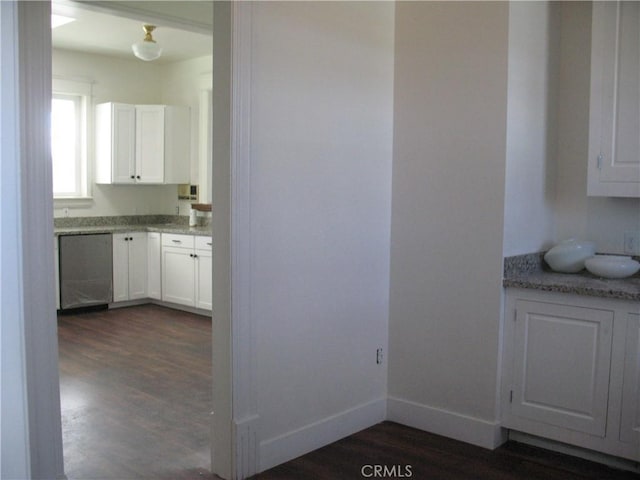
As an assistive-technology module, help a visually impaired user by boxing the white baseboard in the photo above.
[108,299,148,309]
[150,299,212,317]
[387,396,506,450]
[234,414,260,479]
[509,431,640,474]
[108,298,212,317]
[259,397,387,473]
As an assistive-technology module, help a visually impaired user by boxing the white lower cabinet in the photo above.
[112,232,147,302]
[147,232,162,300]
[195,236,212,310]
[620,312,640,444]
[161,233,212,310]
[502,289,639,461]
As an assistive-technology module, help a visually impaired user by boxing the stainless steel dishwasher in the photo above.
[59,233,113,310]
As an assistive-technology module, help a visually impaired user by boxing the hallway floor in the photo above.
[58,304,214,480]
[58,304,637,480]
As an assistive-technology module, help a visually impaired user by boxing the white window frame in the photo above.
[52,77,92,207]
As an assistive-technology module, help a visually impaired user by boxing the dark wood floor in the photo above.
[59,305,638,480]
[254,422,639,480]
[58,304,215,480]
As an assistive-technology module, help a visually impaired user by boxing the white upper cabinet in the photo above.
[588,2,640,197]
[96,103,136,184]
[95,102,190,185]
[135,105,165,184]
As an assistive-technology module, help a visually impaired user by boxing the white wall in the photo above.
[388,1,509,448]
[1,2,32,477]
[555,2,640,254]
[52,49,200,218]
[2,3,65,478]
[248,2,394,470]
[503,2,559,257]
[161,55,212,211]
[504,2,640,256]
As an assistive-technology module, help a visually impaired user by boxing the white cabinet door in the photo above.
[127,232,147,300]
[113,232,147,302]
[511,300,614,436]
[162,246,195,307]
[95,103,136,184]
[112,233,130,302]
[135,105,165,184]
[620,312,640,444]
[112,104,136,184]
[588,2,640,197]
[147,232,162,300]
[195,239,212,310]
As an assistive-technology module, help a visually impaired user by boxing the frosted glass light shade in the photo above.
[132,41,162,61]
[132,25,162,61]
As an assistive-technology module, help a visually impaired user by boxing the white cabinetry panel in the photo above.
[620,312,640,443]
[195,237,212,310]
[162,245,196,306]
[127,232,147,300]
[112,232,147,302]
[135,106,165,184]
[95,103,136,184]
[588,1,640,196]
[147,232,161,300]
[161,234,212,310]
[503,289,639,462]
[512,300,613,436]
[95,103,189,185]
[112,233,130,302]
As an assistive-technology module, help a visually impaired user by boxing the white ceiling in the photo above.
[52,3,213,64]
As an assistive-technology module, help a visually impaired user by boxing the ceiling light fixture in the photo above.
[132,24,162,62]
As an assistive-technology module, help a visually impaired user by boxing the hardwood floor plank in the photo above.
[59,305,637,480]
[58,304,216,480]
[252,422,639,480]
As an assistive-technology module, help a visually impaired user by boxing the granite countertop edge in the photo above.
[54,224,212,237]
[504,252,640,301]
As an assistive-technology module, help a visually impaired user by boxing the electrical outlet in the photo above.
[624,231,640,255]
[376,348,383,365]
[63,207,69,218]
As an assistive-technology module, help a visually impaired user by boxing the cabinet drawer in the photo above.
[195,236,212,251]
[162,233,194,249]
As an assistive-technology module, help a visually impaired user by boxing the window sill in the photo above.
[53,197,93,209]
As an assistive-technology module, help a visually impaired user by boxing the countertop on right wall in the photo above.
[503,252,640,301]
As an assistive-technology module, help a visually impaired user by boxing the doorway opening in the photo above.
[51,1,216,477]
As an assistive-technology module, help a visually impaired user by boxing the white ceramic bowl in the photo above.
[585,255,640,279]
[544,239,596,273]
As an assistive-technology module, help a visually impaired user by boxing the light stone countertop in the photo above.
[503,252,640,301]
[53,215,212,238]
[54,224,212,237]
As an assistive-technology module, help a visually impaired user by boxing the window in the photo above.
[51,78,91,200]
